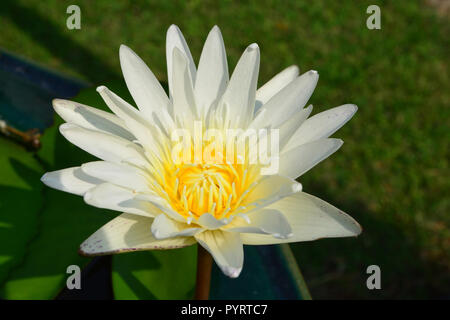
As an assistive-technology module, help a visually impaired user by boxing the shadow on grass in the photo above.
[0,1,120,84]
[290,181,450,299]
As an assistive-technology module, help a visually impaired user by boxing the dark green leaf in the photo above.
[0,137,44,288]
[112,246,197,300]
[1,103,113,299]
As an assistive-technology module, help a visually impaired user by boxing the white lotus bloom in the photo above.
[41,25,361,278]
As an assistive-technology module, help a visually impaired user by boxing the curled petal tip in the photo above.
[152,230,160,239]
[83,191,93,202]
[290,65,300,73]
[248,43,259,50]
[292,183,303,193]
[119,45,134,58]
[168,24,181,33]
[96,85,107,93]
[40,173,48,183]
[223,266,242,278]
[58,123,72,132]
[52,98,63,106]
[273,232,294,239]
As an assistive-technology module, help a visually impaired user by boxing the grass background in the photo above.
[1,0,448,298]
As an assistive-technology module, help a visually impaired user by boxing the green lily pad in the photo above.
[112,246,197,300]
[0,188,114,299]
[0,114,114,299]
[0,137,44,289]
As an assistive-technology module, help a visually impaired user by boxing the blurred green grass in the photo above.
[1,0,448,298]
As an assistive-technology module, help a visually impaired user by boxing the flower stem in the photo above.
[194,244,212,300]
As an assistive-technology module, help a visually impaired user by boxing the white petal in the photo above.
[134,193,187,223]
[226,209,292,239]
[279,138,343,179]
[284,104,358,152]
[119,45,169,121]
[81,161,149,193]
[195,26,229,117]
[242,175,302,211]
[41,167,102,196]
[84,183,158,217]
[240,192,362,245]
[196,213,229,230]
[256,70,319,128]
[52,99,134,140]
[195,230,243,278]
[166,25,196,97]
[79,213,195,256]
[278,105,313,149]
[217,43,260,128]
[171,48,198,120]
[96,86,162,155]
[151,214,201,239]
[59,123,148,168]
[255,65,299,112]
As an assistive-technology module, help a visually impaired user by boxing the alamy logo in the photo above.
[366,5,381,30]
[170,121,280,175]
[66,265,81,290]
[366,265,381,290]
[66,5,81,30]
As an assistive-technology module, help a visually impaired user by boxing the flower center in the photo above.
[146,115,265,221]
[162,162,257,219]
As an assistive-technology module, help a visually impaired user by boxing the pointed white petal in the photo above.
[59,123,148,168]
[119,45,169,120]
[242,175,302,211]
[151,214,201,239]
[195,230,243,278]
[257,70,319,128]
[226,209,292,239]
[240,192,362,245]
[166,25,196,97]
[279,138,343,179]
[79,213,195,256]
[284,104,358,152]
[84,183,157,217]
[53,99,134,140]
[41,167,102,196]
[96,86,162,155]
[255,65,299,112]
[171,48,197,119]
[195,26,229,117]
[134,193,187,223]
[218,43,260,128]
[81,161,150,193]
[278,105,313,149]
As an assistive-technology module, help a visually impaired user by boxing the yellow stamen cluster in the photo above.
[146,132,260,220]
[166,162,258,219]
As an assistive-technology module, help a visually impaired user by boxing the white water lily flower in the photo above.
[41,25,361,278]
